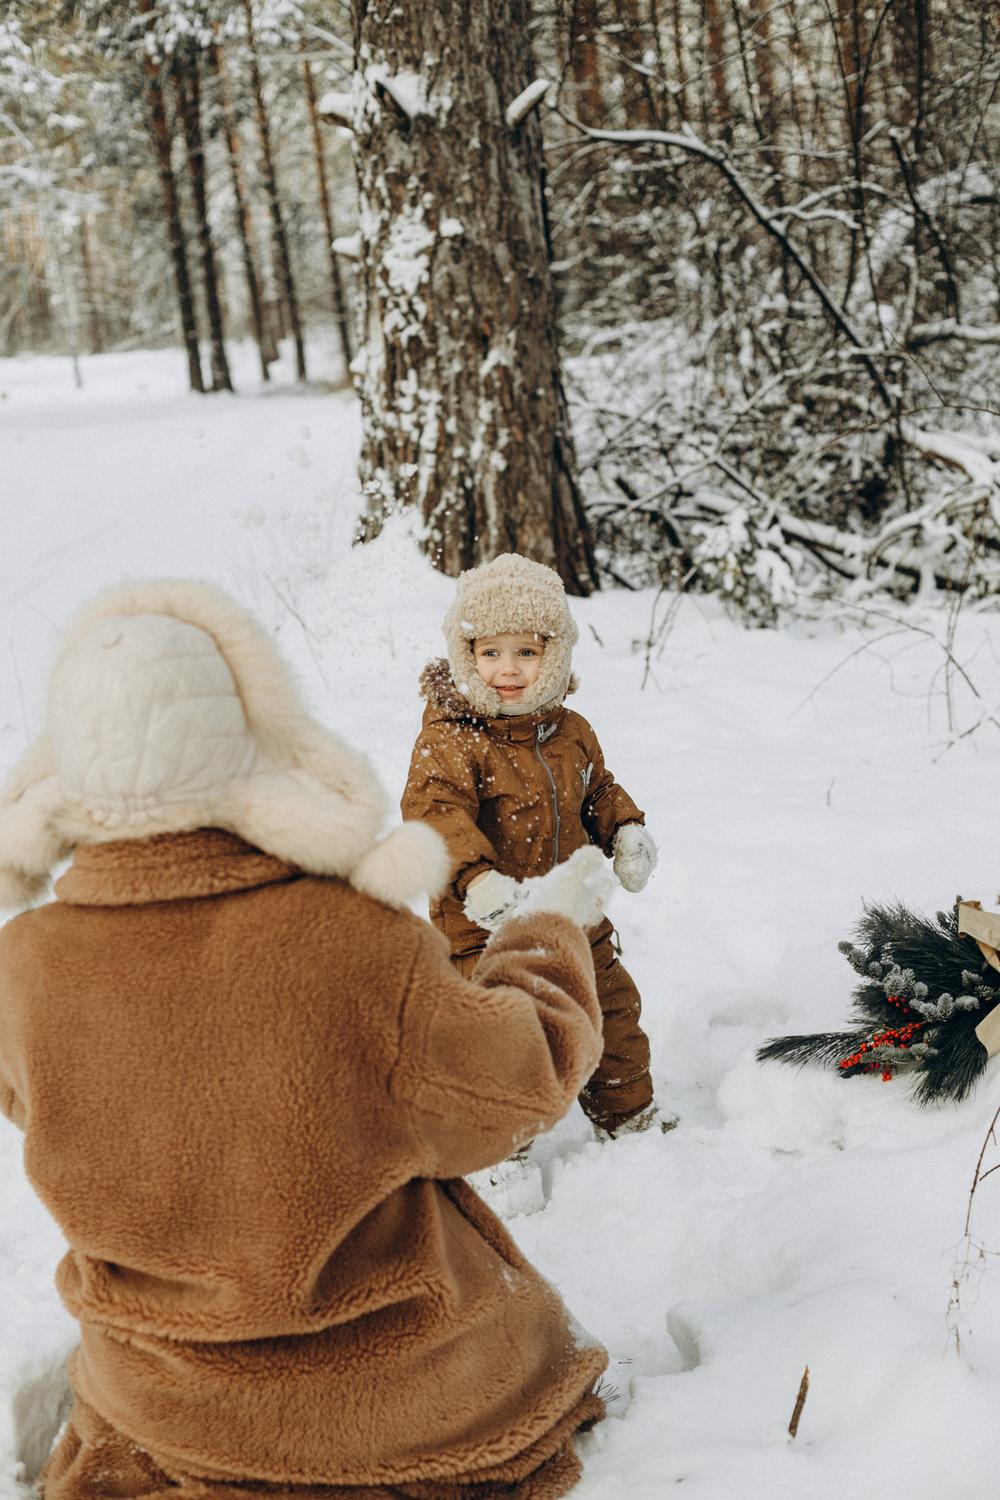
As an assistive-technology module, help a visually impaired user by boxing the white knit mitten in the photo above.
[612,823,657,893]
[516,846,616,931]
[463,870,526,932]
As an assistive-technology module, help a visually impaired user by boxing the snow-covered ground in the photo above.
[4,344,1000,1499]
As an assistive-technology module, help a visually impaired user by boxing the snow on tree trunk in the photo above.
[351,0,598,594]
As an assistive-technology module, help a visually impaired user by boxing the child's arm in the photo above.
[578,723,645,854]
[400,725,498,898]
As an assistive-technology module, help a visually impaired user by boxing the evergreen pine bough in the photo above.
[757,902,999,1104]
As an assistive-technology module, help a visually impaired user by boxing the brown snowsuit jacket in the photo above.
[400,663,654,1128]
[400,661,645,960]
[0,829,607,1499]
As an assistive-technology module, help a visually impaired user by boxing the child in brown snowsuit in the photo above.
[401,552,659,1134]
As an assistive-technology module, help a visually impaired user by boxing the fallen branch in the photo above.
[788,1366,810,1440]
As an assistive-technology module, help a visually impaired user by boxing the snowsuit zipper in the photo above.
[534,724,560,870]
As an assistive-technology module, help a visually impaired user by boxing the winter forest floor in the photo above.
[5,341,1000,1498]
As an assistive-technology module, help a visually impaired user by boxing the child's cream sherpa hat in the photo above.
[0,579,448,911]
[443,553,578,716]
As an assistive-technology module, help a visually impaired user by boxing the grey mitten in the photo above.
[463,870,525,932]
[612,823,657,894]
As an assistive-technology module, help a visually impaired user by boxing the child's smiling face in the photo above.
[473,633,544,705]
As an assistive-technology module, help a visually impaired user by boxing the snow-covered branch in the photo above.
[505,79,552,128]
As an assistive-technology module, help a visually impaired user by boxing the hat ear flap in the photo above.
[0,772,72,910]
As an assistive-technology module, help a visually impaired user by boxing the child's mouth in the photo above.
[497,685,523,695]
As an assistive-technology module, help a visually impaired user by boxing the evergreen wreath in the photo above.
[757,901,1000,1104]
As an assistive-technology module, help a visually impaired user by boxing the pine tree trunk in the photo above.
[77,208,104,355]
[352,0,598,593]
[174,46,233,393]
[242,0,307,382]
[212,40,274,381]
[569,0,605,125]
[703,0,733,133]
[668,0,689,120]
[138,10,204,393]
[302,58,354,370]
[614,0,657,127]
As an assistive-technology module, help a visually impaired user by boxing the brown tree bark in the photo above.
[890,0,931,152]
[703,0,733,133]
[211,39,274,381]
[78,211,104,355]
[137,0,204,393]
[241,0,307,382]
[613,0,657,127]
[351,0,598,593]
[570,0,605,126]
[302,58,354,369]
[173,44,233,393]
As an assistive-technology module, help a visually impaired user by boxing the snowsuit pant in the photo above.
[40,1392,604,1500]
[454,918,653,1130]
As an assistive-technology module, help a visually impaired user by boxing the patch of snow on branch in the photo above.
[505,78,551,127]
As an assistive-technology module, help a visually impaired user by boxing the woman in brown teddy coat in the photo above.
[401,553,659,1135]
[0,580,613,1500]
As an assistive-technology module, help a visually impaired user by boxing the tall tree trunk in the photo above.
[668,0,689,121]
[569,0,605,125]
[703,0,733,134]
[302,58,354,369]
[352,0,598,593]
[174,46,233,392]
[78,210,104,354]
[138,1,204,393]
[613,0,657,127]
[891,0,930,153]
[242,0,308,382]
[212,40,274,381]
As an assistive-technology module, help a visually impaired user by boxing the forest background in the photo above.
[2,0,997,622]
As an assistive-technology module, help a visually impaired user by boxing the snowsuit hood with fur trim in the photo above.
[1,829,607,1497]
[401,659,644,959]
[443,553,579,717]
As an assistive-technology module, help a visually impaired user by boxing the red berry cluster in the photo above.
[837,999,925,1081]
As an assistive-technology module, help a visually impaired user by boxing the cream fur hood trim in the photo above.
[0,580,449,912]
[442,553,579,717]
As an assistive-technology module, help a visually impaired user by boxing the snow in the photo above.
[5,344,1000,1497]
[504,78,552,128]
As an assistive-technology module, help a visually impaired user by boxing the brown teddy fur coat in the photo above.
[400,660,645,961]
[0,828,607,1498]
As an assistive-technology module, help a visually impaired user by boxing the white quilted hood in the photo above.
[0,579,448,912]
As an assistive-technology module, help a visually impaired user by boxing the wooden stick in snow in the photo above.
[788,1366,810,1440]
